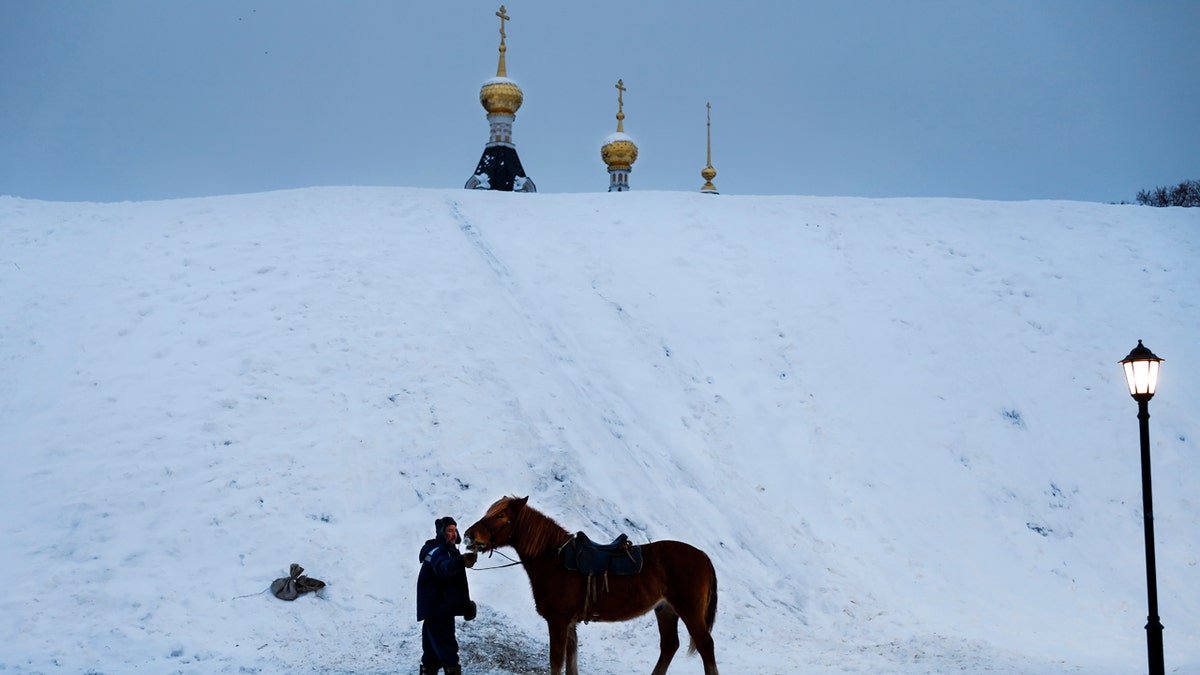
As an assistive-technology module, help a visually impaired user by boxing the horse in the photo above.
[463,496,719,675]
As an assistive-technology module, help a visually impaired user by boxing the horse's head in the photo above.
[463,495,528,553]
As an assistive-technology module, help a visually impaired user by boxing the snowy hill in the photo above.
[0,187,1197,674]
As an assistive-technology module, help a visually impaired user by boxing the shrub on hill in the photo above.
[1135,179,1200,207]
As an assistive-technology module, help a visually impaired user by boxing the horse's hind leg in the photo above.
[651,601,681,675]
[679,607,718,675]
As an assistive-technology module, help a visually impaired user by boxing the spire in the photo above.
[466,5,535,192]
[701,102,718,194]
[495,5,509,77]
[615,79,626,133]
[601,79,638,192]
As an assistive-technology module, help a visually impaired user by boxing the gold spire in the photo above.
[495,5,509,77]
[701,102,718,194]
[479,5,523,116]
[615,79,626,133]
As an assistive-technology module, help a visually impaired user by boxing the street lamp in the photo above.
[1120,339,1165,675]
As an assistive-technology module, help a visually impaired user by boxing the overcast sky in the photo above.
[2,1,1198,203]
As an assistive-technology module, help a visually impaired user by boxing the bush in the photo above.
[1135,179,1200,207]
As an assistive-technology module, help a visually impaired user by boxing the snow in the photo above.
[603,132,637,145]
[0,187,1197,674]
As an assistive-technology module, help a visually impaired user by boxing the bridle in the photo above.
[467,513,523,570]
[467,521,576,572]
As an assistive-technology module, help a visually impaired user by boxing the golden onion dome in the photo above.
[480,7,522,116]
[480,76,523,115]
[602,132,638,171]
[602,79,638,170]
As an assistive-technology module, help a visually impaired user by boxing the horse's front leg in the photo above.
[547,617,572,675]
[565,622,579,675]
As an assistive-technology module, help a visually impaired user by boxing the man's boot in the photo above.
[443,666,462,675]
[419,665,438,675]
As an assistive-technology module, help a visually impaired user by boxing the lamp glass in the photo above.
[1122,358,1160,397]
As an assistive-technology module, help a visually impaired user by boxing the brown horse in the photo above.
[463,496,719,675]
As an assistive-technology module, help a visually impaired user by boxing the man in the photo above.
[417,516,477,675]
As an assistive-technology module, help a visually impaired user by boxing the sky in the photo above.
[2,187,1197,673]
[2,1,1199,203]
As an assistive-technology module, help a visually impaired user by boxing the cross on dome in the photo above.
[496,5,509,43]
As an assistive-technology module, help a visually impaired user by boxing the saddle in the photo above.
[559,531,644,623]
[560,531,643,577]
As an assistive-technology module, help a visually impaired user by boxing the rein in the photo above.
[471,548,524,571]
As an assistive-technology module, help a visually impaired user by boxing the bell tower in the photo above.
[465,6,536,192]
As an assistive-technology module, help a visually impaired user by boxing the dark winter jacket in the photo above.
[417,537,471,621]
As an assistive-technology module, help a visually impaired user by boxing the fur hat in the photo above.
[435,516,460,544]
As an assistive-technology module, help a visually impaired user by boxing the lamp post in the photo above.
[1120,339,1165,675]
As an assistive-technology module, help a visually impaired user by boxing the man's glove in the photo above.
[463,551,477,568]
[464,601,477,621]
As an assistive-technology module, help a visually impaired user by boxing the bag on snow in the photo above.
[271,563,326,601]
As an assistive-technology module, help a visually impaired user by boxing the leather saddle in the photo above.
[561,531,643,576]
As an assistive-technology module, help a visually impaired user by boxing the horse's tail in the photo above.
[687,564,718,655]
[705,570,719,630]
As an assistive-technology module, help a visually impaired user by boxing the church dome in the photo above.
[465,6,534,192]
[480,76,523,115]
[601,80,638,174]
[602,131,638,171]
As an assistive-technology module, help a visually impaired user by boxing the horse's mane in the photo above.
[506,497,570,558]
